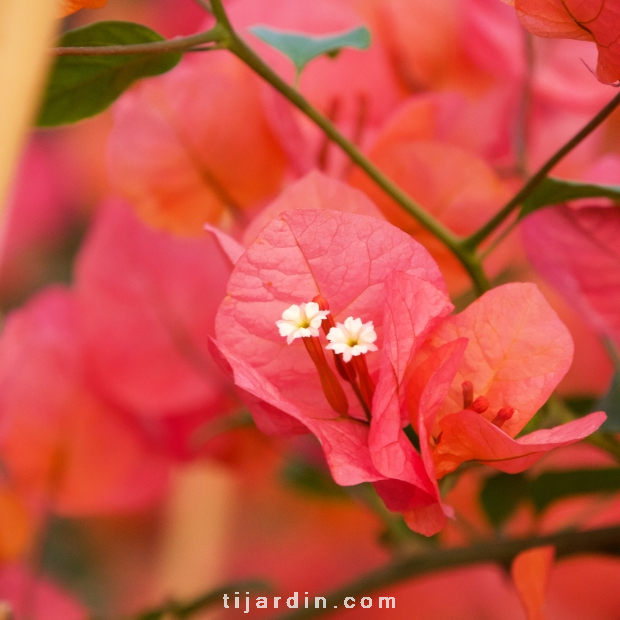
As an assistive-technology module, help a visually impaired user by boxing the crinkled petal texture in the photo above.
[370,272,454,534]
[0,287,168,515]
[75,199,233,417]
[242,170,384,245]
[215,210,447,516]
[349,136,513,293]
[108,53,288,235]
[521,205,620,347]
[513,0,620,83]
[419,283,575,438]
[59,0,107,17]
[406,283,604,477]
[405,338,469,523]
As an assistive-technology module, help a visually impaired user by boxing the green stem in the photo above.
[209,0,489,293]
[53,0,491,293]
[274,526,620,620]
[464,90,620,250]
[223,34,457,247]
[54,25,225,56]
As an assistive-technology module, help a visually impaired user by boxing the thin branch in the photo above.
[464,89,620,250]
[53,26,224,56]
[207,0,489,293]
[274,526,620,620]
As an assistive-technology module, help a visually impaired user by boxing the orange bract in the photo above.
[512,546,555,620]
[0,486,33,562]
[510,0,620,84]
[58,0,108,18]
[108,54,288,236]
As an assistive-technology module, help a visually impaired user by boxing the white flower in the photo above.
[276,302,330,345]
[326,317,378,363]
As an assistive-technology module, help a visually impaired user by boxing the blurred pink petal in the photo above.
[522,205,620,346]
[75,199,233,416]
[228,0,402,176]
[0,565,86,620]
[108,53,288,235]
[0,287,168,515]
[512,545,555,620]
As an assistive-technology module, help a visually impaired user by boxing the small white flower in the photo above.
[326,317,378,363]
[276,302,330,345]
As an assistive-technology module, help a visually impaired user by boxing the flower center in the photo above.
[326,316,378,363]
[275,297,377,421]
[461,381,515,428]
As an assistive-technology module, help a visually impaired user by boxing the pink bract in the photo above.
[0,565,87,620]
[75,199,234,418]
[108,53,288,235]
[407,283,605,477]
[522,205,620,347]
[214,209,451,534]
[242,169,384,245]
[0,287,168,515]
[509,0,620,84]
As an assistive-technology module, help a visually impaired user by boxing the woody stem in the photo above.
[274,525,620,620]
[463,90,620,250]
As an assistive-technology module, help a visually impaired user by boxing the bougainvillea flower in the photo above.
[521,205,620,347]
[506,0,620,84]
[407,283,606,478]
[108,53,288,235]
[214,209,454,534]
[75,199,235,418]
[511,546,555,620]
[0,286,168,515]
[59,0,107,18]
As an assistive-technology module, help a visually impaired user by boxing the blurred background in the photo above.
[1,1,620,618]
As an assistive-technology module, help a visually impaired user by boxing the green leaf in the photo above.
[598,371,620,432]
[38,21,182,127]
[530,468,620,512]
[520,177,620,218]
[481,467,620,524]
[480,473,529,528]
[249,25,371,76]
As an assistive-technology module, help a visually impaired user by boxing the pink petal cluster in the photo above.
[214,209,605,535]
